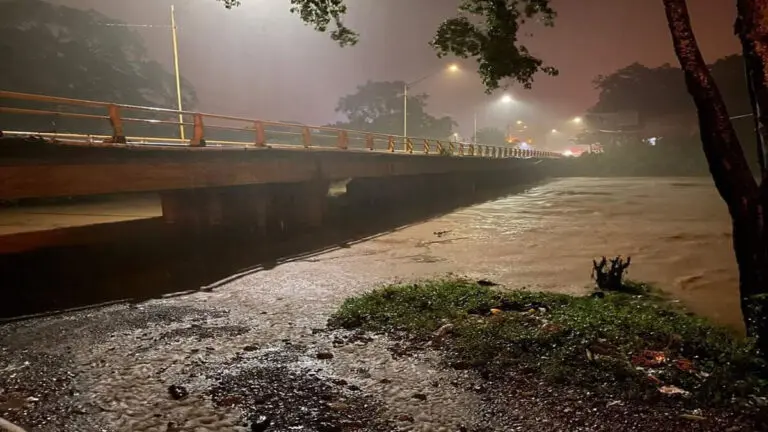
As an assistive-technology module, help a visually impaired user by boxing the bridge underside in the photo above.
[0,138,545,234]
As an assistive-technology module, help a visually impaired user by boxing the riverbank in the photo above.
[330,279,768,430]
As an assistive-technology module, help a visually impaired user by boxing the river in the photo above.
[0,176,743,432]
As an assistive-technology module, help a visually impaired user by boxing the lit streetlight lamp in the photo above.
[403,63,460,138]
[572,116,583,124]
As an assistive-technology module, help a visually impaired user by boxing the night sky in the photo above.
[51,0,738,138]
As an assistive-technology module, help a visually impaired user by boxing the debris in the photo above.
[397,414,415,422]
[328,402,350,412]
[631,350,667,368]
[646,375,663,386]
[250,415,272,432]
[412,393,428,401]
[316,352,334,360]
[379,378,392,384]
[433,323,455,340]
[680,413,706,421]
[490,308,503,315]
[606,400,622,407]
[243,344,259,352]
[674,358,694,372]
[659,385,689,396]
[433,230,451,237]
[167,385,189,400]
[331,379,347,386]
[477,279,498,287]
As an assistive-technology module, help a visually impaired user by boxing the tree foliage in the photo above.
[331,81,456,138]
[218,0,557,92]
[431,0,558,92]
[0,0,196,107]
[474,126,507,145]
[0,0,197,135]
[217,0,357,46]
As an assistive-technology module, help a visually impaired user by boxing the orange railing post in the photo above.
[423,139,431,154]
[254,121,266,147]
[365,133,374,150]
[406,138,414,154]
[302,126,311,148]
[436,140,444,154]
[388,136,395,152]
[190,113,205,147]
[337,129,349,150]
[107,104,126,144]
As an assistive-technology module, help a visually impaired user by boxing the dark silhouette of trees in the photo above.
[0,0,197,135]
[330,81,456,139]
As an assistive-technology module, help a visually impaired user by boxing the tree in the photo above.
[474,127,507,146]
[660,0,768,353]
[332,80,456,139]
[0,0,197,135]
[219,0,557,92]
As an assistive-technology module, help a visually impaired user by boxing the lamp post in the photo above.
[170,5,184,140]
[403,63,459,138]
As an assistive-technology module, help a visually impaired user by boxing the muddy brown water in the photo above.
[0,176,742,431]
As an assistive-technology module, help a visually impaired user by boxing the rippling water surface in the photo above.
[279,176,739,329]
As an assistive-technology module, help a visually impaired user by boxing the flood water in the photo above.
[285,176,739,330]
[0,176,743,432]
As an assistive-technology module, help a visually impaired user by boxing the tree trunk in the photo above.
[662,0,768,355]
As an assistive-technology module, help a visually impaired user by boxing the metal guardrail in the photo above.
[0,90,561,159]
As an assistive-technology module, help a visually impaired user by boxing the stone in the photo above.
[316,352,334,360]
[411,393,427,401]
[250,415,271,432]
[167,385,189,400]
[397,414,415,422]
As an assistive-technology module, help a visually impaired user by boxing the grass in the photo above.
[329,279,768,406]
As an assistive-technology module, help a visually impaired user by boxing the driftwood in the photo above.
[592,256,631,292]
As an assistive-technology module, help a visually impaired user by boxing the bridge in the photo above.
[0,90,559,241]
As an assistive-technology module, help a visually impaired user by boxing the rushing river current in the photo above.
[313,176,740,330]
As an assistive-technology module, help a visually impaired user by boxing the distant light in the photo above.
[572,116,583,124]
[448,64,460,72]
[647,137,659,146]
[551,129,558,133]
[520,142,530,149]
[500,94,513,104]
[516,120,523,125]
[563,149,574,156]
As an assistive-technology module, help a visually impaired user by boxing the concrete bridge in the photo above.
[0,91,559,237]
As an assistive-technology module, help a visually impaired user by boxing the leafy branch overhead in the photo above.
[430,0,559,92]
[216,0,557,92]
[216,0,358,46]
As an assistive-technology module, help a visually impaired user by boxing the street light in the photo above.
[551,129,558,133]
[572,116,583,124]
[403,63,459,137]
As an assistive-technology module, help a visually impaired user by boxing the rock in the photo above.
[167,385,189,400]
[590,291,606,299]
[166,421,181,432]
[328,402,350,412]
[250,415,271,432]
[477,279,498,286]
[450,361,471,370]
[397,414,415,422]
[316,352,334,360]
[412,393,427,401]
[331,379,347,386]
[243,344,259,352]
[379,378,392,384]
[347,384,361,391]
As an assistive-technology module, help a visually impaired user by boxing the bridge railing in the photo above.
[0,90,561,159]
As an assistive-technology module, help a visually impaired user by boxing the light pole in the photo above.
[170,5,184,141]
[403,63,459,138]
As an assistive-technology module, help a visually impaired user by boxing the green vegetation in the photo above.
[329,279,767,406]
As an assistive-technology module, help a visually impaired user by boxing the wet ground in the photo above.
[0,177,749,431]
